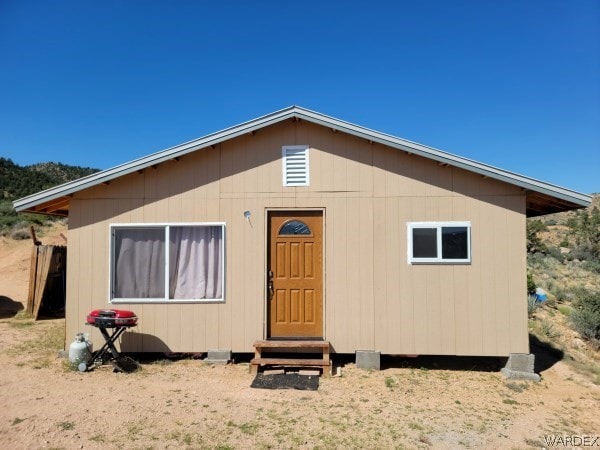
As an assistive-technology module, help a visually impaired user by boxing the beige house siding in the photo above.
[66,119,528,356]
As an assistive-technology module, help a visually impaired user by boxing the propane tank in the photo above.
[69,333,92,367]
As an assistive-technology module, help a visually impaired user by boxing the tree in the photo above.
[567,207,600,260]
[526,219,547,254]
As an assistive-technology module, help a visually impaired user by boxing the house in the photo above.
[14,106,591,372]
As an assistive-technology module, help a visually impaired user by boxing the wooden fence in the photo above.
[27,245,66,319]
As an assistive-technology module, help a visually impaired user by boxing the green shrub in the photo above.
[571,246,596,263]
[10,229,29,240]
[539,319,561,339]
[528,252,550,270]
[557,305,572,316]
[547,246,565,263]
[527,272,536,294]
[570,289,600,348]
[527,295,540,316]
[552,286,569,303]
[582,260,600,274]
[567,206,600,261]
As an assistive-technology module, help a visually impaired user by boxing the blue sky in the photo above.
[1,1,599,194]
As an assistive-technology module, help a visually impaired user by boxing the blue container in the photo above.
[535,288,547,302]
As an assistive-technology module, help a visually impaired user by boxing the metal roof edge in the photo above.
[13,105,592,212]
[13,106,299,212]
[292,107,592,207]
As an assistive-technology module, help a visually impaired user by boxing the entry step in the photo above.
[250,340,331,377]
[253,340,330,349]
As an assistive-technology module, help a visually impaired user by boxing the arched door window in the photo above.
[278,220,311,236]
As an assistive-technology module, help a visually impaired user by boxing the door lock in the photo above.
[267,270,274,298]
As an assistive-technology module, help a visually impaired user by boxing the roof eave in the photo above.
[292,108,592,210]
[14,106,299,213]
[13,105,592,215]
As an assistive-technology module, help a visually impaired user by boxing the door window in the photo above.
[279,220,311,235]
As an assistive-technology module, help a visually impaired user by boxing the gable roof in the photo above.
[13,105,592,217]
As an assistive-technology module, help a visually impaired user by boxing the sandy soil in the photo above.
[1,223,599,449]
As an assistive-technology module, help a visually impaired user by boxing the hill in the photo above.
[0,157,98,200]
[527,194,600,383]
[0,157,98,237]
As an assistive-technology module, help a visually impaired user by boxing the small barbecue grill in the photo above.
[79,309,140,373]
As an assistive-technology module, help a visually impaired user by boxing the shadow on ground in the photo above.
[0,296,24,319]
[381,354,506,372]
[235,352,506,373]
[529,333,564,373]
[116,333,565,376]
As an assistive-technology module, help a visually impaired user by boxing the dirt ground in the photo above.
[1,223,599,449]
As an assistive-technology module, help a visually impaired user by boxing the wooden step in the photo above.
[253,340,329,349]
[251,358,331,367]
[251,340,332,377]
[253,340,330,363]
[250,358,332,377]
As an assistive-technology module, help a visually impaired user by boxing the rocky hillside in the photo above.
[527,194,600,383]
[0,157,98,201]
[0,157,98,237]
[528,194,600,294]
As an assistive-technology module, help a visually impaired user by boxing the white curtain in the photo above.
[114,228,165,298]
[169,226,223,299]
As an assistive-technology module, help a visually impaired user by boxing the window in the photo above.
[407,222,471,264]
[282,145,309,186]
[110,223,225,302]
[279,220,311,235]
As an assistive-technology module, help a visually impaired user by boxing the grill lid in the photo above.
[86,309,138,327]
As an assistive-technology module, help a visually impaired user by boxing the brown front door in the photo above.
[267,211,323,339]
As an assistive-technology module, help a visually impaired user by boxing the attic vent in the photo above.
[282,145,309,186]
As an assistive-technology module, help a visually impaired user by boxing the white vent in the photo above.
[282,145,309,186]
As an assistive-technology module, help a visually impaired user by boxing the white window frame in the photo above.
[109,222,226,304]
[407,221,471,264]
[282,145,310,186]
